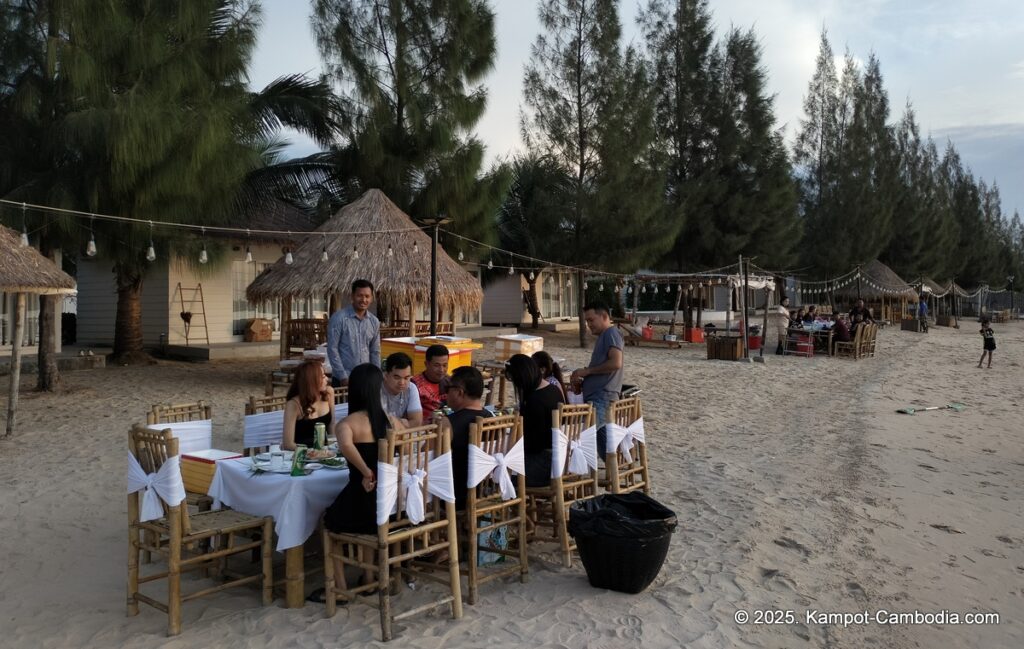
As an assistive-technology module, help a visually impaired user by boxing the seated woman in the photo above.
[532,350,566,399]
[505,354,564,488]
[282,361,333,451]
[793,307,807,326]
[313,364,398,603]
[803,305,817,322]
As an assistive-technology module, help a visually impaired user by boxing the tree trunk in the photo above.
[113,265,151,365]
[6,293,26,438]
[668,285,682,336]
[524,275,541,328]
[36,237,63,392]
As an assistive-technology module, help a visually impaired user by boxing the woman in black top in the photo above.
[283,361,333,450]
[505,354,564,487]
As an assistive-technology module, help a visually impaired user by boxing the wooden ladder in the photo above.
[172,283,210,346]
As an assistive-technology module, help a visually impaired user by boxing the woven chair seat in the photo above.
[148,508,268,538]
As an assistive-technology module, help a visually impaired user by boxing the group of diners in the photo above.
[774,296,877,355]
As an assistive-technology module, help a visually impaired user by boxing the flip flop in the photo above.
[305,588,349,605]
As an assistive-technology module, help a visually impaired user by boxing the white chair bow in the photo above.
[605,417,646,463]
[376,452,455,525]
[127,453,186,522]
[551,426,598,478]
[467,438,525,500]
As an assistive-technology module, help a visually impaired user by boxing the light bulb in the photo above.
[86,235,97,257]
[413,241,419,254]
[599,283,604,291]
[566,278,572,288]
[653,285,659,294]
[529,271,535,281]
[388,245,394,257]
[641,285,647,294]
[509,265,514,275]
[458,250,464,261]
[20,228,29,246]
[285,251,294,265]
[199,247,208,264]
[583,281,588,290]
[321,248,329,262]
[487,259,493,270]
[351,246,359,260]
[245,247,253,263]
[146,244,156,262]
[628,285,633,294]
[615,285,620,293]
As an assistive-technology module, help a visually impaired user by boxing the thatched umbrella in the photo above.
[0,226,76,437]
[247,189,483,347]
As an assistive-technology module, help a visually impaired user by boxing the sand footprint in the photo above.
[614,614,643,641]
[773,537,812,557]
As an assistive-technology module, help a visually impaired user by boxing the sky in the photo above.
[249,0,1024,217]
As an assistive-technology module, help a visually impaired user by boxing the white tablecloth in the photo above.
[208,458,349,551]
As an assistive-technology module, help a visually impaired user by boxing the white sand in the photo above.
[1,323,1021,648]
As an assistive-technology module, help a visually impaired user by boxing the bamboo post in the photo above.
[408,297,418,338]
[630,279,639,323]
[668,284,682,336]
[760,286,770,358]
[5,292,26,437]
[741,256,750,358]
[696,284,704,328]
[279,296,292,359]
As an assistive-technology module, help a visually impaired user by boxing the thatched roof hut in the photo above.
[247,189,482,336]
[1,226,76,438]
[919,277,946,295]
[0,226,76,295]
[835,259,917,299]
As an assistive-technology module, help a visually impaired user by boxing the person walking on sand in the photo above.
[978,318,996,368]
[775,296,792,355]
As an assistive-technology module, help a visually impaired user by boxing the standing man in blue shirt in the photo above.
[570,302,624,425]
[327,279,381,387]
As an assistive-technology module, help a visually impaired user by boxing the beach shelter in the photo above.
[0,226,76,437]
[247,189,483,352]
[835,260,916,321]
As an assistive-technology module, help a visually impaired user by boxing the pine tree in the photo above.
[311,0,508,242]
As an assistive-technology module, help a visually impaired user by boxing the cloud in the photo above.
[1012,61,1024,80]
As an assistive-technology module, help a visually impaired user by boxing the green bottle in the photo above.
[290,445,307,476]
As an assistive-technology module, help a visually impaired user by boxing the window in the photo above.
[0,291,40,346]
[232,262,278,335]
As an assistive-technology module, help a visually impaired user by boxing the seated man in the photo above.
[831,315,851,353]
[412,344,449,422]
[381,352,423,427]
[441,366,491,510]
[848,298,875,324]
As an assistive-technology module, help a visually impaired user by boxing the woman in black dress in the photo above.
[505,354,564,487]
[312,364,396,603]
[282,361,333,450]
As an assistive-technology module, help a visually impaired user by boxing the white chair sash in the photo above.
[550,425,598,478]
[127,453,186,522]
[146,419,212,454]
[467,437,525,500]
[376,451,455,525]
[605,417,646,463]
[243,410,284,450]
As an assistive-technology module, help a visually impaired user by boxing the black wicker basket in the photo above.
[569,493,677,594]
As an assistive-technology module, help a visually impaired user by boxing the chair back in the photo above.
[147,401,211,425]
[129,424,190,534]
[246,395,287,415]
[551,403,596,477]
[469,415,523,500]
[244,395,286,454]
[377,423,452,533]
[333,386,349,404]
[609,396,642,433]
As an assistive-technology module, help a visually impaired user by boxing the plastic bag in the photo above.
[568,492,677,539]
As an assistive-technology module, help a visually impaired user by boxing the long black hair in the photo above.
[347,363,389,440]
[532,351,564,388]
[505,353,541,405]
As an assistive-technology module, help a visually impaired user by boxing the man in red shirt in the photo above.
[412,344,449,422]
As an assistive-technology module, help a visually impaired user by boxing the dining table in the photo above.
[207,457,349,608]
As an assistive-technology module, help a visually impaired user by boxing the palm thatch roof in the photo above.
[835,259,916,299]
[920,277,946,295]
[247,189,482,313]
[0,226,76,295]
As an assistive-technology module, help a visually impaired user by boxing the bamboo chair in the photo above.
[243,395,287,457]
[601,397,651,495]
[463,415,529,605]
[859,324,878,358]
[333,386,349,404]
[525,404,598,568]
[836,325,865,359]
[321,423,462,642]
[128,425,273,636]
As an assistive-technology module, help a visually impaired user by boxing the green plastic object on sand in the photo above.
[896,403,966,415]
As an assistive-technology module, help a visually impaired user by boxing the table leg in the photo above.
[284,546,305,608]
[498,375,508,409]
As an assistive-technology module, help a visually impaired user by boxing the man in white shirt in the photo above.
[380,352,423,427]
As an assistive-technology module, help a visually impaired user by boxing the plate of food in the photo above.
[304,448,336,461]
[319,457,347,470]
[251,462,293,474]
[303,463,324,471]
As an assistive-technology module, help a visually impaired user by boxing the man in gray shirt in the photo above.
[327,278,381,387]
[570,302,624,425]
[380,352,423,427]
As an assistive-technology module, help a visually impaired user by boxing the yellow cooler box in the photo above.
[381,336,483,375]
[494,334,544,361]
[181,449,243,495]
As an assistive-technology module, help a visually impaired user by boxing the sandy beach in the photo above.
[1,323,1021,648]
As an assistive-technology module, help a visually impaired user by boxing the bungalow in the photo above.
[482,267,579,328]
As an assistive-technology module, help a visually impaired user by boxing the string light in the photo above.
[388,244,394,257]
[20,203,29,246]
[653,285,659,294]
[413,241,419,254]
[351,245,359,260]
[641,285,647,294]
[199,227,208,264]
[583,281,588,290]
[628,284,633,295]
[145,221,156,262]
[285,249,294,265]
[508,263,515,276]
[487,258,493,270]
[566,277,572,288]
[245,229,253,263]
[599,283,604,291]
[529,270,535,281]
[458,250,464,262]
[86,217,97,257]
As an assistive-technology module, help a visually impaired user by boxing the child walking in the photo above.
[977,318,995,368]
